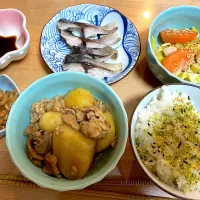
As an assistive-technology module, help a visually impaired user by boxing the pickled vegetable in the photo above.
[0,89,18,130]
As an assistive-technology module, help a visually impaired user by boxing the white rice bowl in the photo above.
[131,85,200,200]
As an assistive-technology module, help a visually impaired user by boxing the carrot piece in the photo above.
[161,49,194,75]
[160,29,198,44]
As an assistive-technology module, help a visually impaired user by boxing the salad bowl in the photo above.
[146,5,200,86]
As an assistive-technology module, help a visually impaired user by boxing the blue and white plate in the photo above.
[40,4,140,84]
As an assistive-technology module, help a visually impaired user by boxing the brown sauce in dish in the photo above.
[0,35,17,58]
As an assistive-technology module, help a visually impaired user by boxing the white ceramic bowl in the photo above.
[131,84,200,200]
[0,9,30,69]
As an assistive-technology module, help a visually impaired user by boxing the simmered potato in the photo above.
[39,111,63,132]
[53,124,96,179]
[65,88,94,108]
[95,111,116,153]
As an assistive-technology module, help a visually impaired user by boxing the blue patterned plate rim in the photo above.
[40,3,141,85]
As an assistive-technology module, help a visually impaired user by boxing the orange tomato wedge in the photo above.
[161,49,194,75]
[160,29,198,44]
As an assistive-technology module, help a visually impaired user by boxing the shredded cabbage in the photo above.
[192,26,199,33]
[191,63,200,73]
[179,72,200,83]
[188,73,200,83]
[151,36,164,61]
[151,35,156,49]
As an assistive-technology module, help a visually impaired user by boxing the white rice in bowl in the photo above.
[135,86,200,196]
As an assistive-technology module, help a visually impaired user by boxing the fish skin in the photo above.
[60,31,82,47]
[71,46,118,59]
[58,19,95,30]
[83,22,118,38]
[85,32,121,48]
[63,54,122,72]
[58,19,118,38]
[60,30,121,48]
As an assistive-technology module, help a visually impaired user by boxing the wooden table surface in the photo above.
[0,0,199,199]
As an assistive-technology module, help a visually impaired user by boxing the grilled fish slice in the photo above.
[60,30,121,48]
[62,63,85,71]
[83,22,118,38]
[71,46,118,60]
[58,19,118,38]
[85,32,121,48]
[62,54,122,72]
[60,31,82,47]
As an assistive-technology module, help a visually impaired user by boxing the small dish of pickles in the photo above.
[0,88,18,130]
[6,72,128,191]
[0,74,19,137]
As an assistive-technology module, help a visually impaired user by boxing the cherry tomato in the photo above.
[161,49,194,75]
[160,29,198,44]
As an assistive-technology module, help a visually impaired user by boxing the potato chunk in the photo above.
[39,111,63,132]
[65,88,94,108]
[53,124,96,179]
[95,111,116,153]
